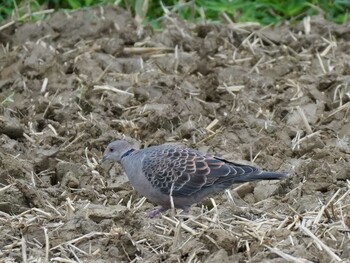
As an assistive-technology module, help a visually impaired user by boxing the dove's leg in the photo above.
[146,207,168,218]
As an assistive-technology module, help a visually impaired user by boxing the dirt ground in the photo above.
[0,6,350,263]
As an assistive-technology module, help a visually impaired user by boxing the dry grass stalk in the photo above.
[334,182,350,205]
[32,208,52,218]
[62,133,85,151]
[40,78,49,94]
[321,36,337,57]
[93,85,134,96]
[0,184,15,192]
[51,232,107,251]
[246,240,252,262]
[173,45,179,73]
[205,118,219,132]
[217,85,245,93]
[84,147,95,169]
[47,124,58,136]
[333,84,344,106]
[249,55,265,74]
[292,130,321,151]
[161,215,197,235]
[327,101,350,118]
[299,225,341,262]
[169,182,176,217]
[210,198,219,224]
[123,47,173,55]
[43,88,60,118]
[50,257,77,263]
[303,16,311,35]
[23,132,36,143]
[21,236,27,263]
[195,128,222,146]
[65,197,75,219]
[265,245,313,263]
[314,189,341,224]
[187,218,209,229]
[133,197,147,210]
[296,106,313,134]
[95,63,112,83]
[43,227,49,263]
[316,52,327,73]
[0,9,55,31]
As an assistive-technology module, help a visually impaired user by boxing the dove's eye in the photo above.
[109,148,114,152]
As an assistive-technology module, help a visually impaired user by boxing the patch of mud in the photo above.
[0,6,349,262]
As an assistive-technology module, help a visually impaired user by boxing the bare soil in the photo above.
[0,6,350,263]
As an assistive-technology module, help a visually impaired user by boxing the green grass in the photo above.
[1,92,15,106]
[1,0,349,26]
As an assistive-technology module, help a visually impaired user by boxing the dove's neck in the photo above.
[120,152,150,195]
[121,148,135,159]
[120,151,142,180]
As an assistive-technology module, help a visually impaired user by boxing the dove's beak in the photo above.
[101,154,108,163]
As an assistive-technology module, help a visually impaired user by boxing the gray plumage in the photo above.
[102,140,288,218]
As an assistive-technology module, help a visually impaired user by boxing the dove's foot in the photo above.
[146,207,168,218]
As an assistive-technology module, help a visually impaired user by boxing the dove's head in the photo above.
[102,140,133,163]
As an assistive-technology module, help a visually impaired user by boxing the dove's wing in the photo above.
[141,146,262,197]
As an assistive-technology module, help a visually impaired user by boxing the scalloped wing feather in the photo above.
[142,146,264,197]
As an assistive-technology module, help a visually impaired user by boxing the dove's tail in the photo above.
[233,171,288,184]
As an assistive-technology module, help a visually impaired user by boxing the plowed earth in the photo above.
[0,6,350,263]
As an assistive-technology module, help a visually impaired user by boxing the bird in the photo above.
[102,140,288,218]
